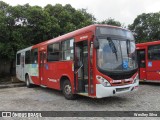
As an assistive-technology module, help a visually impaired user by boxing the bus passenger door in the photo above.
[74,41,88,93]
[39,51,47,86]
[137,49,146,80]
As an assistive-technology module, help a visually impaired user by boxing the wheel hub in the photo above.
[64,85,71,95]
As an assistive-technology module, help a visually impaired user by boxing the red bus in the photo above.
[136,40,160,82]
[16,24,139,99]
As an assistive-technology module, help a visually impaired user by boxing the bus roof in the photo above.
[32,24,128,49]
[136,40,160,48]
[17,24,129,52]
[17,46,33,53]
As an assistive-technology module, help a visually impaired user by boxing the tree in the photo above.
[0,1,10,60]
[128,12,160,43]
[44,4,96,35]
[0,2,96,75]
[0,1,8,12]
[25,5,58,44]
[0,4,30,75]
[98,18,122,27]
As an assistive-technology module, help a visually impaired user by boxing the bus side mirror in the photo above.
[93,39,99,49]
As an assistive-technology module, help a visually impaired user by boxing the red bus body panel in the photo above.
[136,40,160,82]
[31,25,98,95]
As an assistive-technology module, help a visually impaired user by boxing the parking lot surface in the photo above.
[0,83,160,119]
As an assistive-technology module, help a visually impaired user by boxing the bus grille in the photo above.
[116,87,130,92]
[109,74,133,80]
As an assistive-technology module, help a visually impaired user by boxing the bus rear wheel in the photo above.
[25,75,32,88]
[62,80,76,100]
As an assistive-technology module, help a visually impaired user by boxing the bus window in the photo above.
[148,45,160,60]
[25,50,31,64]
[31,48,38,64]
[62,39,74,60]
[17,53,21,65]
[47,43,60,61]
[137,50,145,68]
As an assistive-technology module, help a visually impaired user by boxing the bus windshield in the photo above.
[97,38,137,71]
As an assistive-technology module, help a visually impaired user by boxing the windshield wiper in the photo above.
[107,37,118,61]
[126,39,131,57]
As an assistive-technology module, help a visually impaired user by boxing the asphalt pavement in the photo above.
[0,82,160,119]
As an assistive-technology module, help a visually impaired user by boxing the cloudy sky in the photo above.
[2,0,160,25]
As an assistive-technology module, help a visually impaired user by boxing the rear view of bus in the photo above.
[94,26,139,98]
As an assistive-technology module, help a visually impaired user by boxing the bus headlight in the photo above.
[133,74,139,84]
[96,75,111,87]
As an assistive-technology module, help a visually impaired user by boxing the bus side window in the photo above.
[17,53,21,65]
[138,50,145,68]
[21,55,25,67]
[148,45,160,60]
[25,50,31,64]
[62,39,74,60]
[31,48,38,64]
[47,43,60,61]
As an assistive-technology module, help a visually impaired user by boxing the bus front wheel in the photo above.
[62,80,76,100]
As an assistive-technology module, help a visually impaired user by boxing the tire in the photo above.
[62,80,76,100]
[25,75,32,88]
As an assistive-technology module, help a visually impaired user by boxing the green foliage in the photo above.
[128,12,160,43]
[0,3,29,60]
[0,1,8,12]
[0,0,159,62]
[0,1,95,61]
[44,4,95,35]
[98,18,122,27]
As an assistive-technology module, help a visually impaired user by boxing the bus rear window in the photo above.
[16,53,21,65]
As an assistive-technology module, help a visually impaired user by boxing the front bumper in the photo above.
[96,80,139,98]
